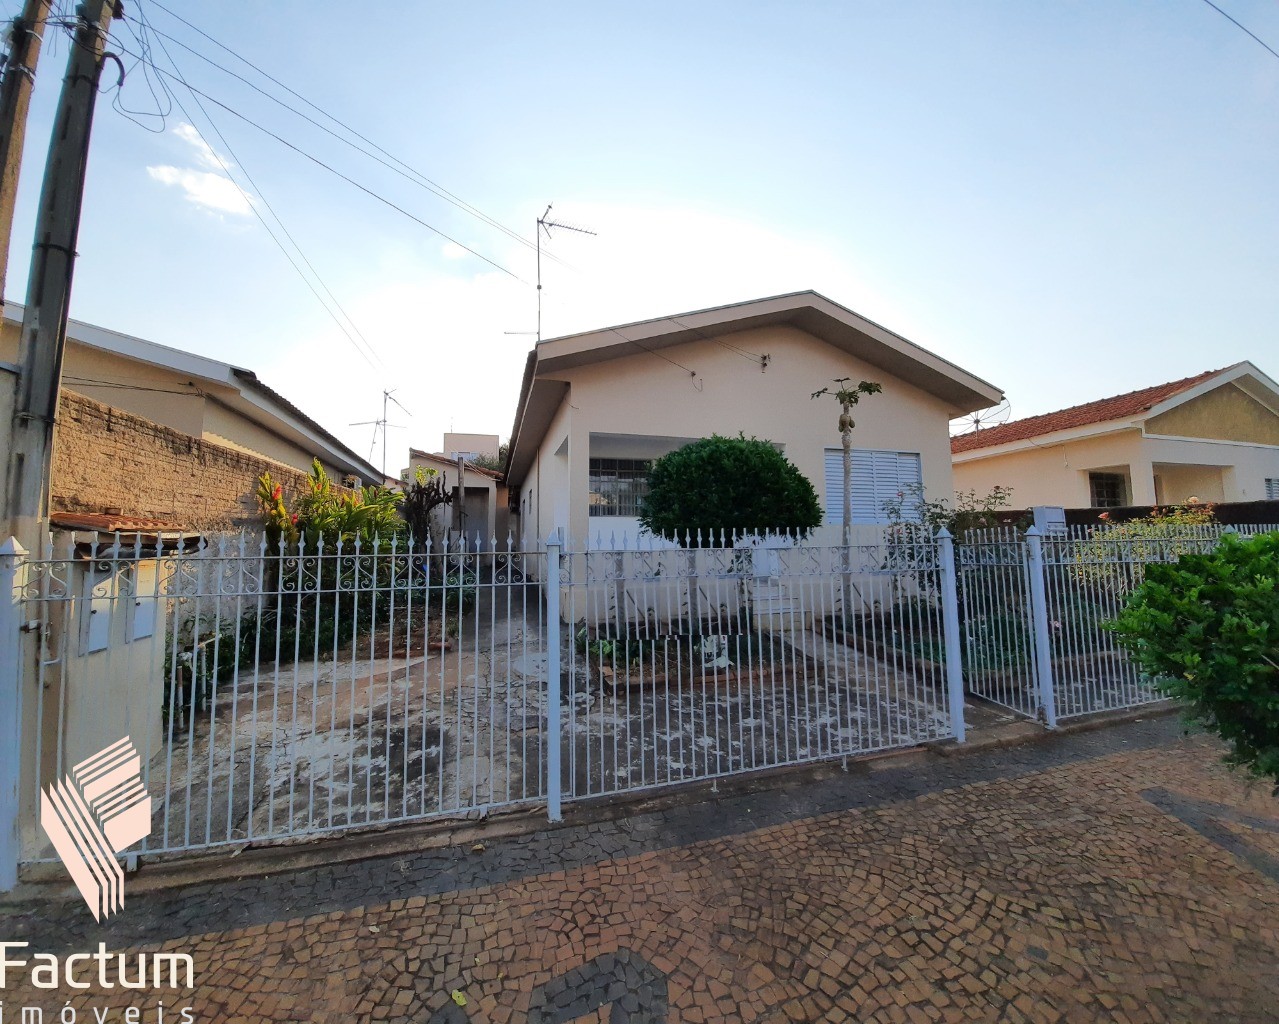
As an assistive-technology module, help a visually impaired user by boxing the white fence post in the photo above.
[937,528,966,743]
[545,531,563,822]
[0,537,28,892]
[1024,527,1058,729]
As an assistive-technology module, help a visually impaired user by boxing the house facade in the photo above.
[952,363,1279,509]
[1,304,381,532]
[404,448,509,547]
[1,302,378,484]
[505,292,1003,549]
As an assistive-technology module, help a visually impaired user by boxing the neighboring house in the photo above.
[442,432,500,464]
[951,362,1279,509]
[405,448,510,547]
[13,511,194,861]
[1,303,381,531]
[504,291,1003,548]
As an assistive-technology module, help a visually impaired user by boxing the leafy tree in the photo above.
[469,441,510,473]
[1110,530,1279,787]
[401,467,452,543]
[638,434,822,544]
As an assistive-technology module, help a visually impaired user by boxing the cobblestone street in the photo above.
[3,716,1277,1023]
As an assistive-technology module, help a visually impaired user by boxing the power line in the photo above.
[140,1,563,268]
[111,36,526,283]
[129,13,387,371]
[63,375,202,396]
[1198,0,1279,62]
[602,325,699,378]
[665,314,767,366]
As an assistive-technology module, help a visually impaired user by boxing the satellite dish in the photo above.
[952,398,1012,435]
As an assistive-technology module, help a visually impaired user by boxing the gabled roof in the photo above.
[408,448,503,480]
[507,291,1004,484]
[951,366,1241,454]
[3,301,382,483]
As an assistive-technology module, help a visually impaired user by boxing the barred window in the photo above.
[1089,472,1127,508]
[588,458,651,517]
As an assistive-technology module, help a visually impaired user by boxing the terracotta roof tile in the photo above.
[950,367,1229,455]
[50,511,190,534]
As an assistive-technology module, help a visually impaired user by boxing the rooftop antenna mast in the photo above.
[351,388,411,480]
[537,203,596,342]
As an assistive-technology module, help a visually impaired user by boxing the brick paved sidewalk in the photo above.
[2,716,1277,1023]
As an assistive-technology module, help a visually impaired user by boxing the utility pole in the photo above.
[0,0,54,304]
[3,0,116,553]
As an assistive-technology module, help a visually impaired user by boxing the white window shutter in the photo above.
[825,449,923,524]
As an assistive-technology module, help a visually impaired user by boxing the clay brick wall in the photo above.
[51,390,317,532]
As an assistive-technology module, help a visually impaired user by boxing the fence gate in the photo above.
[4,533,551,868]
[955,528,1049,722]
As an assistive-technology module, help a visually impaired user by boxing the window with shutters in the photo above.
[1266,478,1279,501]
[823,449,923,524]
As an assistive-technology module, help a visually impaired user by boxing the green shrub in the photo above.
[1071,503,1216,596]
[638,434,821,544]
[1109,530,1279,785]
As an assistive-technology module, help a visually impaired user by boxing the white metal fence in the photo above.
[1,520,1273,880]
[555,533,958,804]
[957,523,1278,724]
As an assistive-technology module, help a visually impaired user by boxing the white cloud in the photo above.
[146,123,252,216]
[172,122,229,172]
[440,241,469,260]
[146,165,253,216]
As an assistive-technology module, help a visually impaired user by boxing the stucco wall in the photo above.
[1146,383,1279,446]
[201,399,333,475]
[953,428,1279,507]
[52,391,314,531]
[525,324,958,547]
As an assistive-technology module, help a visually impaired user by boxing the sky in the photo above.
[3,0,1277,473]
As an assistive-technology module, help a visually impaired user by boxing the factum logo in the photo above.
[39,738,152,921]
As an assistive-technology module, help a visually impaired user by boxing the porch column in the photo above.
[1128,460,1156,506]
[567,415,591,548]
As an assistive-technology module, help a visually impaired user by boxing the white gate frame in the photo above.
[1024,527,1059,729]
[0,538,25,891]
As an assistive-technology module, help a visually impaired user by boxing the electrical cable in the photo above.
[111,36,526,283]
[63,375,203,396]
[601,325,699,378]
[1198,0,1279,62]
[665,314,766,365]
[141,1,562,267]
[124,15,387,372]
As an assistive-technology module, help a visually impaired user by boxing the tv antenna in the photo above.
[537,204,596,342]
[952,398,1012,436]
[351,388,412,479]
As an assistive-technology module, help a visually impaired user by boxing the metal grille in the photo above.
[10,533,548,861]
[558,534,957,800]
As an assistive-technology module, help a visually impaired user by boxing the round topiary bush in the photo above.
[1109,530,1279,786]
[637,434,822,545]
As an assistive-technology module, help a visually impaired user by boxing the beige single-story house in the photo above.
[1,301,380,485]
[504,291,1003,549]
[1,303,381,532]
[951,362,1279,508]
[405,448,509,547]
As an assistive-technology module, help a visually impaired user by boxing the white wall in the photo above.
[525,324,958,549]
